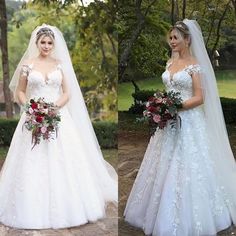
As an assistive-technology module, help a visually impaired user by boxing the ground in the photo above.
[0,149,118,236]
[118,112,236,236]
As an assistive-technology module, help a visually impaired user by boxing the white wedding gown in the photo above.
[0,64,117,229]
[124,64,236,236]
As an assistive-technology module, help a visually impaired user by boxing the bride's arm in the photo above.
[16,74,28,106]
[54,77,69,108]
[182,72,203,110]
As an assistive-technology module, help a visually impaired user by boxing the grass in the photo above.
[118,70,236,111]
[102,148,118,170]
[0,147,8,160]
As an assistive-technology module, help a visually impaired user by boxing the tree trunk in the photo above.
[107,33,117,56]
[182,0,186,19]
[118,0,158,81]
[171,0,180,24]
[171,0,175,25]
[0,0,13,118]
[210,0,231,60]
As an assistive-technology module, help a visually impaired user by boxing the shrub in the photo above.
[93,121,117,148]
[128,89,156,114]
[0,118,18,146]
[0,118,117,148]
[221,97,236,124]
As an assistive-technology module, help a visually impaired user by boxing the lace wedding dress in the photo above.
[0,64,116,229]
[124,63,236,236]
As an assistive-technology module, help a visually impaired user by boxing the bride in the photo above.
[124,19,236,236]
[0,24,117,229]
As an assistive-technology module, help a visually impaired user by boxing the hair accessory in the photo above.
[174,24,185,30]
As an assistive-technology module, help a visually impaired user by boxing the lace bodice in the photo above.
[21,64,63,103]
[162,63,201,101]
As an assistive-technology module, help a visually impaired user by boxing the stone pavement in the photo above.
[0,202,117,235]
[118,123,236,236]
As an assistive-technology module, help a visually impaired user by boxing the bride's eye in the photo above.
[48,42,52,45]
[41,41,45,44]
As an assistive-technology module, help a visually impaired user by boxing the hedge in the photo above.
[128,90,236,124]
[0,118,117,148]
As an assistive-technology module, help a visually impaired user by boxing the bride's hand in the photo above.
[52,103,60,112]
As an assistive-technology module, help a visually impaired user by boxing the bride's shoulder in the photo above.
[165,59,173,68]
[52,58,61,65]
[22,58,35,67]
[20,59,34,76]
[188,57,199,66]
[185,57,201,75]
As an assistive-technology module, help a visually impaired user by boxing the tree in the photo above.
[0,0,13,118]
[118,0,236,84]
[6,0,117,121]
[118,0,160,81]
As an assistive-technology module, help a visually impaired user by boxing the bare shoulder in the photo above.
[188,57,199,66]
[22,58,35,66]
[52,58,61,65]
[167,58,173,64]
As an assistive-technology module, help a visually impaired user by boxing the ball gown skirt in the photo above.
[0,65,117,229]
[124,64,236,236]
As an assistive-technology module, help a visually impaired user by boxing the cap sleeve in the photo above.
[20,64,32,77]
[185,64,201,76]
[166,60,172,69]
[56,63,62,70]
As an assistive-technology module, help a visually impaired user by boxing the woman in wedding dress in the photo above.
[124,19,236,236]
[0,25,117,229]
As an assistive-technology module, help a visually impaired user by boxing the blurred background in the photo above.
[118,0,236,112]
[118,2,236,235]
[0,0,117,122]
[0,0,118,169]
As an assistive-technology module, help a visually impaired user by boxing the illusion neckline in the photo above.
[166,63,200,81]
[28,63,61,84]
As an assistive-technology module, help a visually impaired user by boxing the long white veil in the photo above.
[9,24,118,203]
[183,19,236,222]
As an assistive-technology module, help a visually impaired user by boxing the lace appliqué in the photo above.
[20,64,32,77]
[184,64,201,76]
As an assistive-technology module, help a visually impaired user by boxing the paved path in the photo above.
[118,121,236,236]
[0,202,117,235]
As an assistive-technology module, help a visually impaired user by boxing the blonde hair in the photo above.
[168,21,191,45]
[36,27,55,44]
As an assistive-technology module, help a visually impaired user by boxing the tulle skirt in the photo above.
[0,107,117,229]
[124,107,236,236]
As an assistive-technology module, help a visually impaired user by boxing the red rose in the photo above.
[147,106,157,112]
[159,121,167,129]
[162,113,172,121]
[36,115,44,123]
[31,103,38,109]
[148,96,155,102]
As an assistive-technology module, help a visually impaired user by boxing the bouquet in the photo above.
[23,98,61,149]
[143,90,183,135]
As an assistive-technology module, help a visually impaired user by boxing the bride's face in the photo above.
[37,36,54,57]
[169,29,187,53]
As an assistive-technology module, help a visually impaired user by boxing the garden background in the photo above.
[118,1,236,235]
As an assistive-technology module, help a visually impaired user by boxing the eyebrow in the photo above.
[40,40,53,43]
